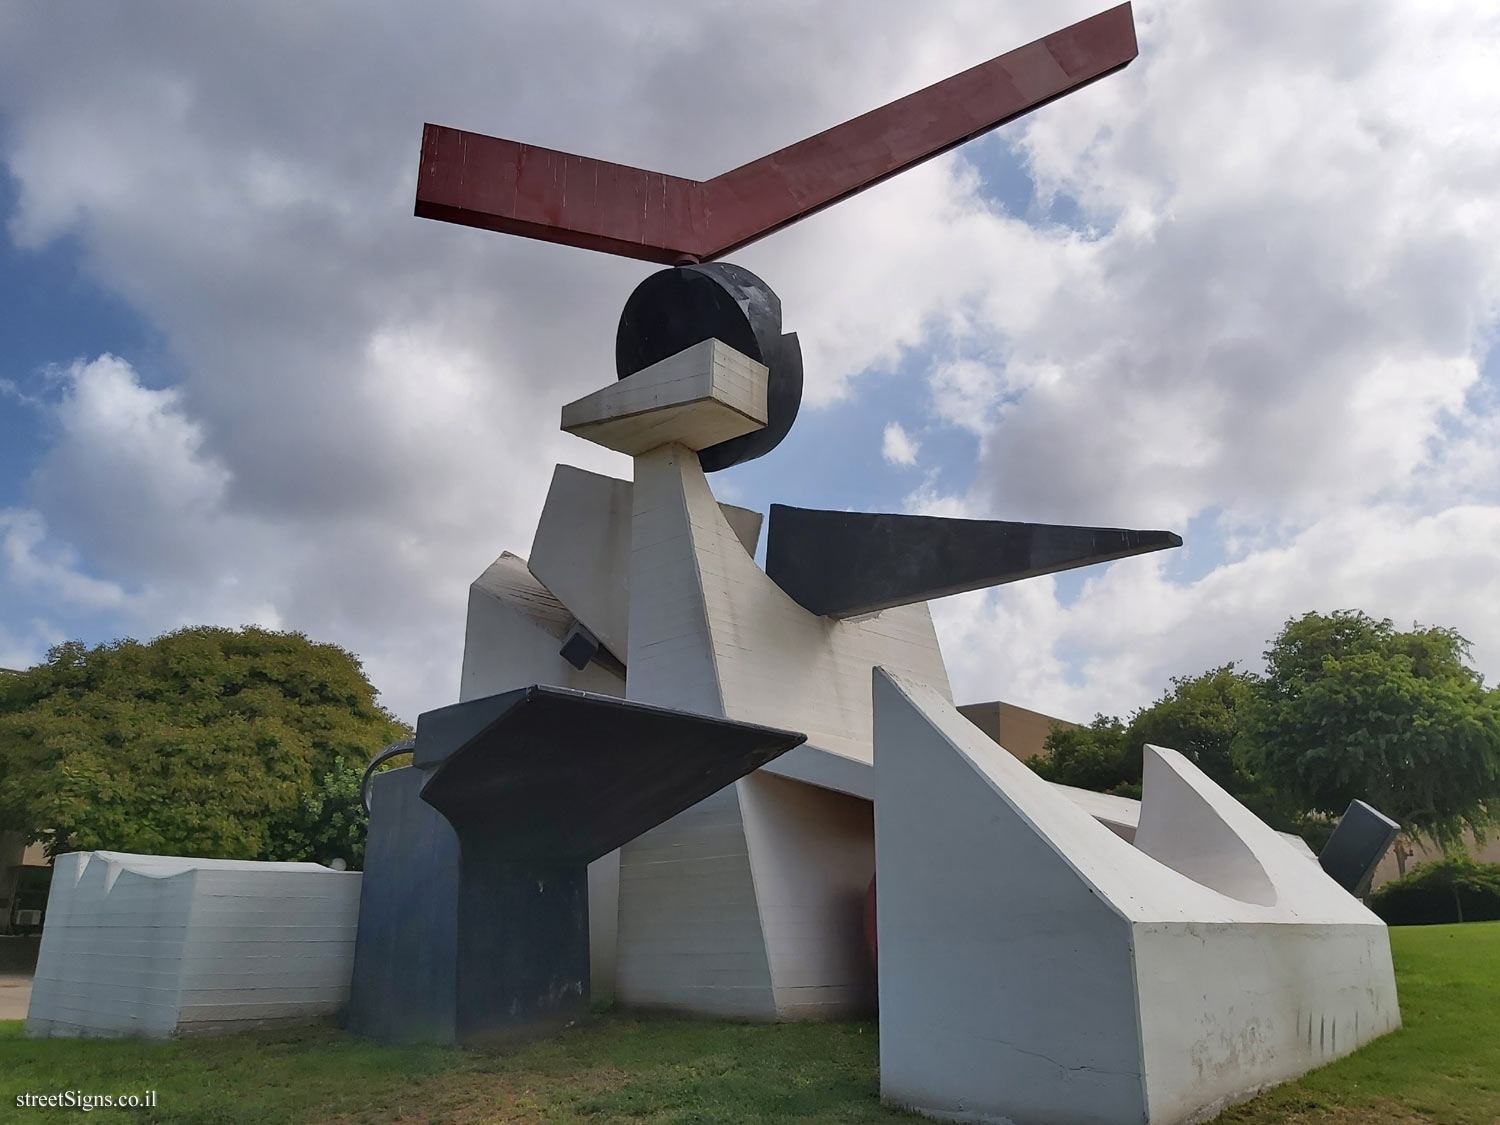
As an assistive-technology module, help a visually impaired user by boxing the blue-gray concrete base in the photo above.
[346,766,460,1044]
[455,846,589,1046]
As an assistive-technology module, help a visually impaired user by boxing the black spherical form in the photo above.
[615,262,803,472]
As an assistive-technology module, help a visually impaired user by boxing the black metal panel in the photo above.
[614,263,802,471]
[400,685,804,1044]
[764,505,1183,618]
[346,766,460,1044]
[454,847,590,1047]
[1319,799,1400,897]
[418,685,806,863]
[559,620,600,671]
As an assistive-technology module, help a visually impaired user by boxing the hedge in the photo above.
[1368,857,1500,926]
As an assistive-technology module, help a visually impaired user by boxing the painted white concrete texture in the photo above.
[872,669,1399,1125]
[1053,780,1322,860]
[26,852,361,1039]
[458,549,624,1002]
[615,443,946,1018]
[526,464,762,667]
[560,338,767,454]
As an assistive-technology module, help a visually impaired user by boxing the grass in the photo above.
[0,923,1495,1124]
[0,1014,913,1123]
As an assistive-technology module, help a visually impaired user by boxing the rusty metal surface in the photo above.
[415,4,1137,262]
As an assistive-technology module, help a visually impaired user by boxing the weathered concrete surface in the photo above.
[874,669,1400,1125]
[27,853,361,1039]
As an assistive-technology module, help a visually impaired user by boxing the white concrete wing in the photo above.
[462,551,625,702]
[873,669,1400,1125]
[560,339,767,455]
[27,852,361,1039]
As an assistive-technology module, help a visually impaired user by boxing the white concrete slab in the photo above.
[561,339,767,455]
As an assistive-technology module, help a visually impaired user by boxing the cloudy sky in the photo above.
[2,0,1497,725]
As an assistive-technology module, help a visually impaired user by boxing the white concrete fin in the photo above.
[528,466,634,660]
[1135,744,1278,906]
[560,339,768,455]
[460,550,624,703]
[872,670,1402,1124]
[872,666,1149,1123]
[719,503,763,557]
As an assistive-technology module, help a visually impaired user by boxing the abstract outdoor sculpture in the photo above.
[344,4,1403,1120]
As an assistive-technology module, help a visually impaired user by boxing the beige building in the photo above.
[957,700,1078,762]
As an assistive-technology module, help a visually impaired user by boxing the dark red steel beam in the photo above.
[415,3,1136,263]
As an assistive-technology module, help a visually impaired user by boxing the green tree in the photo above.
[1029,664,1260,800]
[263,756,370,870]
[1124,663,1258,794]
[1244,610,1500,868]
[0,627,410,860]
[1028,715,1134,795]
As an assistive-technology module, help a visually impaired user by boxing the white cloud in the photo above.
[0,507,127,612]
[936,501,1500,716]
[0,0,1497,730]
[881,422,920,467]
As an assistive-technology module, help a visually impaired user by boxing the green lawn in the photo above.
[0,923,1495,1124]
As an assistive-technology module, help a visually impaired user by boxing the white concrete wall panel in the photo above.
[874,671,1148,1123]
[561,339,768,455]
[527,467,634,661]
[458,549,625,1003]
[872,671,1401,1124]
[614,784,777,1019]
[617,445,953,1021]
[738,772,876,1019]
[27,852,360,1039]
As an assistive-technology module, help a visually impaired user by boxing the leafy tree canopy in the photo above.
[1125,663,1257,794]
[1244,610,1500,853]
[1029,663,1258,800]
[0,626,410,860]
[1028,714,1133,795]
[263,756,372,870]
